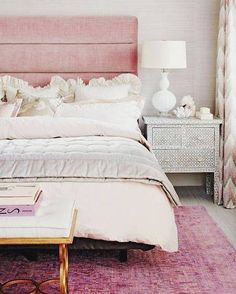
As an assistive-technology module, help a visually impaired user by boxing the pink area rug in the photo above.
[0,206,235,294]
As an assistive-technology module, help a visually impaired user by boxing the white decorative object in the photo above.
[142,40,187,116]
[199,113,213,120]
[196,107,213,120]
[173,106,192,118]
[199,107,210,114]
[180,95,196,116]
[173,95,195,118]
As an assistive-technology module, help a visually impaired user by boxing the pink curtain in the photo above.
[216,0,236,208]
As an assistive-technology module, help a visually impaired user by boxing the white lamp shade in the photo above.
[142,40,187,69]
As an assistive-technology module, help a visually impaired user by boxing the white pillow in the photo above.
[17,86,60,117]
[17,98,61,117]
[0,75,27,103]
[75,74,142,103]
[0,99,22,117]
[55,100,142,130]
[0,83,4,100]
[50,75,77,103]
[76,84,130,102]
[0,75,62,117]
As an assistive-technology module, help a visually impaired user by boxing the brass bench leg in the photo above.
[59,244,68,294]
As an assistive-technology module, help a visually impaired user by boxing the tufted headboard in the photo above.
[0,16,138,86]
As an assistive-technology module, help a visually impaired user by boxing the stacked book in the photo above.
[0,184,42,217]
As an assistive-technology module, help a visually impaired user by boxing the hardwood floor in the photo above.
[176,186,236,249]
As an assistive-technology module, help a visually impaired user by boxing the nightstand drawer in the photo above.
[152,127,182,149]
[154,149,215,169]
[185,127,215,148]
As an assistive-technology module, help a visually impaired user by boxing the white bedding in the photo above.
[0,117,180,252]
[0,182,178,252]
[0,117,141,140]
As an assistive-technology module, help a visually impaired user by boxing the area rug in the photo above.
[0,206,235,294]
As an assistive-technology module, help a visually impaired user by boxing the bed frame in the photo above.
[0,16,154,261]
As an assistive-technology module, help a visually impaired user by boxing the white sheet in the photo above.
[0,181,178,252]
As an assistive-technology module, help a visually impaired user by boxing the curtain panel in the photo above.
[216,0,236,208]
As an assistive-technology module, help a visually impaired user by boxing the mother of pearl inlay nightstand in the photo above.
[143,116,222,203]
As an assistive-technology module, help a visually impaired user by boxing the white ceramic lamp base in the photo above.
[152,71,176,116]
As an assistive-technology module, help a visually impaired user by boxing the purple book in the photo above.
[0,193,42,217]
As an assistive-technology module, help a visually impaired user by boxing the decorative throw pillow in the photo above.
[0,81,4,101]
[6,86,18,102]
[17,86,60,116]
[17,99,60,117]
[0,75,27,103]
[50,75,77,103]
[0,75,62,117]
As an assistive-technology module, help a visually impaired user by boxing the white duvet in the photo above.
[0,117,179,252]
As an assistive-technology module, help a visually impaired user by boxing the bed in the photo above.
[0,16,180,261]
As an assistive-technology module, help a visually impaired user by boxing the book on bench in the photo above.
[0,184,42,216]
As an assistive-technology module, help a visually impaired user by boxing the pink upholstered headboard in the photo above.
[0,16,137,86]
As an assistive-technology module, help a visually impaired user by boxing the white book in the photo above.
[0,184,42,205]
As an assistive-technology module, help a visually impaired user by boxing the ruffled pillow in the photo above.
[0,82,5,101]
[0,75,61,117]
[0,75,26,103]
[75,74,142,103]
[0,76,23,117]
[50,75,77,103]
[17,86,60,117]
[0,74,144,118]
[54,74,144,129]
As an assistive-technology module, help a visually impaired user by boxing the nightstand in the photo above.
[143,116,222,203]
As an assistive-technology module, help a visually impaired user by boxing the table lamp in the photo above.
[142,40,187,115]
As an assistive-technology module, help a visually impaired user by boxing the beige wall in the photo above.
[0,0,220,185]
